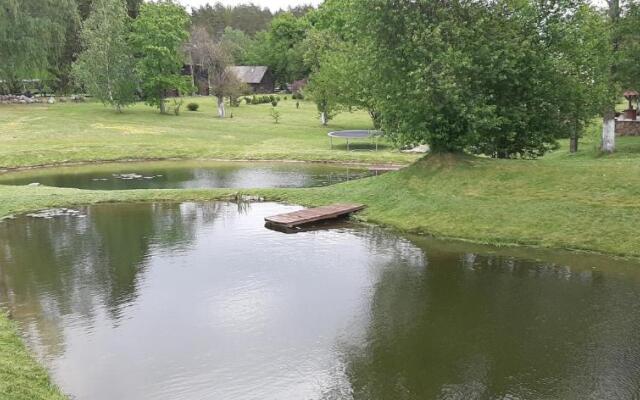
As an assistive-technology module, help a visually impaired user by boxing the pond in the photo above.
[1,202,640,400]
[0,161,374,190]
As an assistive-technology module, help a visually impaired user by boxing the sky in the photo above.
[176,0,324,12]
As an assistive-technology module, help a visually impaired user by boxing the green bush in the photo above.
[271,100,278,107]
[187,102,199,111]
[245,94,276,105]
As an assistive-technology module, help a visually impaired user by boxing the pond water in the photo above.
[2,202,640,400]
[0,161,373,189]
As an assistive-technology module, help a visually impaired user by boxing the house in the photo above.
[228,66,275,94]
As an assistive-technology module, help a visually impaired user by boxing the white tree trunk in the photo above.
[320,111,328,126]
[217,96,225,118]
[601,114,616,153]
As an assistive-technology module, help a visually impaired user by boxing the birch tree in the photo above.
[72,0,136,112]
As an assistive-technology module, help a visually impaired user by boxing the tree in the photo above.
[303,19,380,127]
[190,3,273,37]
[0,0,78,94]
[303,29,355,126]
[601,0,640,153]
[130,0,192,114]
[73,0,136,112]
[221,27,253,65]
[246,13,310,86]
[189,26,244,118]
[549,4,612,153]
[317,0,603,157]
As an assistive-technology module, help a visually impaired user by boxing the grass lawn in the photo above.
[0,97,416,169]
[1,100,640,399]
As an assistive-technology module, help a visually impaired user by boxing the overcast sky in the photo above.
[176,0,323,12]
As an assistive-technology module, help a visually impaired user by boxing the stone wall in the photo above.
[0,95,85,105]
[615,119,640,136]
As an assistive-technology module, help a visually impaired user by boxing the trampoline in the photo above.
[328,130,383,151]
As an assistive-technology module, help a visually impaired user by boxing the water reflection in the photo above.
[0,161,373,190]
[1,203,640,399]
[345,238,640,400]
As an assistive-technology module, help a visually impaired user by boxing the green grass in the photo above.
[1,100,640,399]
[0,314,66,400]
[0,97,416,169]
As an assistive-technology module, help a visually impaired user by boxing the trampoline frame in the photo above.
[327,130,383,151]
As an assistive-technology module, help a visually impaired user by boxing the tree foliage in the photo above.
[130,0,192,114]
[190,3,274,36]
[314,0,614,158]
[0,0,78,94]
[246,13,310,85]
[73,0,136,111]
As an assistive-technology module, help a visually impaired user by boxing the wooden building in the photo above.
[228,66,275,93]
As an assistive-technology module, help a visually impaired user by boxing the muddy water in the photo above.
[1,202,640,399]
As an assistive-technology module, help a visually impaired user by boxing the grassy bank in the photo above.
[2,143,639,257]
[1,101,640,399]
[0,316,66,400]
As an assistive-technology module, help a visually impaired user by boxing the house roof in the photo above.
[228,66,269,84]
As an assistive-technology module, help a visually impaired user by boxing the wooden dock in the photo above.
[265,203,366,229]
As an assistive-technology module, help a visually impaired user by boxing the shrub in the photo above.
[270,107,281,124]
[271,100,278,107]
[168,98,183,115]
[276,95,281,102]
[187,102,199,111]
[292,92,304,100]
[245,97,251,104]
[284,96,288,100]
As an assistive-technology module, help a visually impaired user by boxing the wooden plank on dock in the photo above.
[265,203,366,229]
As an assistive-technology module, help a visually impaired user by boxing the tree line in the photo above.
[0,0,311,96]
[2,0,640,156]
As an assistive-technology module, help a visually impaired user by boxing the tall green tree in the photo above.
[549,4,612,153]
[221,27,253,64]
[130,0,192,114]
[0,0,78,94]
[73,0,136,112]
[317,0,604,158]
[304,9,381,128]
[246,12,310,86]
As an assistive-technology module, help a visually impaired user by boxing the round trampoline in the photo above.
[327,130,383,151]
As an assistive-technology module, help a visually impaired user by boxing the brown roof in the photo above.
[228,66,269,84]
